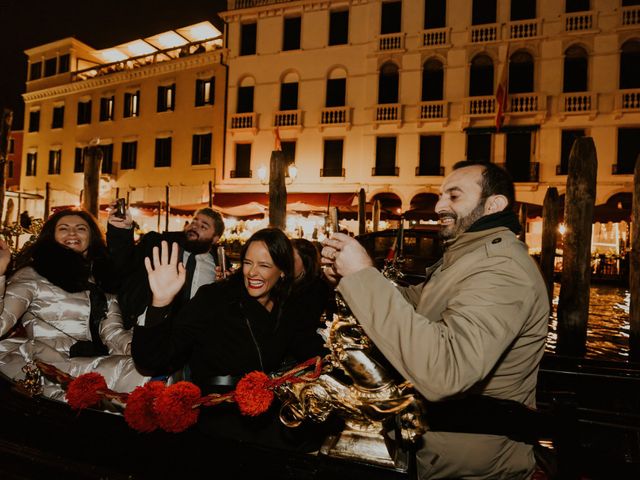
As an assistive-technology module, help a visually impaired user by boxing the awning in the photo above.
[173,192,357,218]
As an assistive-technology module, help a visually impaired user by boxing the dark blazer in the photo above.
[107,225,190,329]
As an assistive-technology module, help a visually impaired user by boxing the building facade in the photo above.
[219,0,640,237]
[18,1,640,248]
[20,22,226,221]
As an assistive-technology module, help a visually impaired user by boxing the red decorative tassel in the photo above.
[154,381,201,433]
[234,371,274,416]
[66,372,108,410]
[124,381,166,433]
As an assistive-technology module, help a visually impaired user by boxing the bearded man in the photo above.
[107,206,226,330]
[321,161,549,479]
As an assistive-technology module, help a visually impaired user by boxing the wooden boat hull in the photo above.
[1,354,640,479]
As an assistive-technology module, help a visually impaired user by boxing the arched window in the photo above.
[508,50,534,93]
[563,45,588,93]
[378,62,399,104]
[237,76,255,113]
[469,54,494,96]
[326,68,347,107]
[280,72,299,111]
[422,58,444,101]
[620,39,640,90]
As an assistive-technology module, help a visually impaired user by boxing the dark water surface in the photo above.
[548,283,630,361]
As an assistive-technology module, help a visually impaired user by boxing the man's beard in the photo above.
[439,201,486,240]
[183,235,212,254]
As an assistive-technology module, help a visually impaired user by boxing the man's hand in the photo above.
[321,232,373,282]
[144,241,186,307]
[107,201,133,229]
[0,239,11,276]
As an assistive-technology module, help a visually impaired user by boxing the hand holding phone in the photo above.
[114,198,126,219]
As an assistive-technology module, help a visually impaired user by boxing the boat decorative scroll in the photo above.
[275,227,427,470]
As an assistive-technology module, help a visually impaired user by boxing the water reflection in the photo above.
[548,283,630,361]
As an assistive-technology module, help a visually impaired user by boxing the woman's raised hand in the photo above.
[0,239,11,276]
[144,241,186,307]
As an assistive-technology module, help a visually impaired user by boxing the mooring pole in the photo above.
[630,155,640,362]
[557,137,597,357]
[540,187,560,305]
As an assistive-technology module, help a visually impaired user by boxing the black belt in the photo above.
[207,375,240,387]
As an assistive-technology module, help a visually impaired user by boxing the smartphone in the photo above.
[114,198,126,219]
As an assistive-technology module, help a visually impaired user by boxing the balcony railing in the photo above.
[470,23,499,43]
[273,109,302,128]
[320,167,345,177]
[617,89,640,112]
[378,33,405,51]
[320,106,350,126]
[415,165,444,176]
[230,169,252,178]
[563,11,595,32]
[419,101,447,120]
[508,19,540,39]
[509,93,544,115]
[560,92,597,115]
[372,166,399,176]
[421,27,449,47]
[466,96,496,116]
[621,6,640,26]
[374,104,402,124]
[230,112,257,130]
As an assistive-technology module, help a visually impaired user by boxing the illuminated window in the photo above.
[124,91,140,118]
[157,84,176,112]
[195,77,214,106]
[100,96,115,121]
[26,152,37,176]
[48,149,61,175]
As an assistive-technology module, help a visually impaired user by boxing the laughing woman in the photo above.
[132,227,329,451]
[0,208,148,400]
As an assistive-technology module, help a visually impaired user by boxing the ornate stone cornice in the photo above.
[23,50,226,103]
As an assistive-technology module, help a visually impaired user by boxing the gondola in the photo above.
[0,370,408,480]
[1,352,639,480]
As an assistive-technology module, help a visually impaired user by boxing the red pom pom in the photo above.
[234,371,274,416]
[153,381,201,433]
[124,381,166,433]
[66,372,108,410]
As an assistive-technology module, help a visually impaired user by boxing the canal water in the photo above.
[547,283,630,361]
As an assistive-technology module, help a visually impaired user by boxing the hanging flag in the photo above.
[495,46,509,133]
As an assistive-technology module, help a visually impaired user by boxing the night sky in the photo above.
[0,0,226,129]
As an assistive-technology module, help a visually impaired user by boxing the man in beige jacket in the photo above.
[322,161,549,479]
